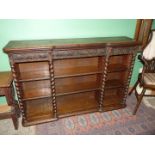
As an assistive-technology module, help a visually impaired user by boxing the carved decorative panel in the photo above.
[53,48,107,59]
[12,52,50,62]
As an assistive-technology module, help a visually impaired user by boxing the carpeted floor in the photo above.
[0,94,155,135]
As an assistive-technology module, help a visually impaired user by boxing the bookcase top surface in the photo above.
[3,36,140,53]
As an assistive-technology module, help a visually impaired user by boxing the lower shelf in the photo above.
[23,114,57,126]
[104,95,123,106]
[105,79,124,89]
[57,91,99,117]
[102,103,126,112]
[23,98,55,126]
[102,94,125,111]
[22,93,126,126]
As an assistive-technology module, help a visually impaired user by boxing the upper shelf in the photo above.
[3,36,141,53]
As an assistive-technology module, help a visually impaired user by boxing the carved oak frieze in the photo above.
[109,46,141,56]
[12,52,50,62]
[53,48,107,59]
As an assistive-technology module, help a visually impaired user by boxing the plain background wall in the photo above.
[0,19,154,104]
[0,19,136,71]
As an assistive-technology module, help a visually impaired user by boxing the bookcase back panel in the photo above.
[25,98,53,122]
[17,61,50,81]
[109,54,132,66]
[55,75,99,95]
[57,91,99,117]
[103,88,124,107]
[54,57,103,77]
[106,71,129,83]
[21,80,51,99]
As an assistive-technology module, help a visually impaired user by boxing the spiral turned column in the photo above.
[49,60,57,118]
[10,63,25,120]
[122,52,137,105]
[99,47,111,111]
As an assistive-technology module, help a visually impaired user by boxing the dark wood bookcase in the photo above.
[3,19,152,126]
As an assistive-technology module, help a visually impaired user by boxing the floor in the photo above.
[0,94,155,135]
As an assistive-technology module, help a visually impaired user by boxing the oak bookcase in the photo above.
[3,19,152,126]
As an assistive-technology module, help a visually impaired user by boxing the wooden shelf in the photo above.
[57,91,99,117]
[56,88,99,97]
[102,103,126,112]
[23,116,57,126]
[55,71,102,79]
[108,64,128,73]
[54,66,102,78]
[24,98,55,125]
[105,79,124,89]
[19,73,50,82]
[19,77,50,82]
[22,95,52,101]
[22,88,51,101]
